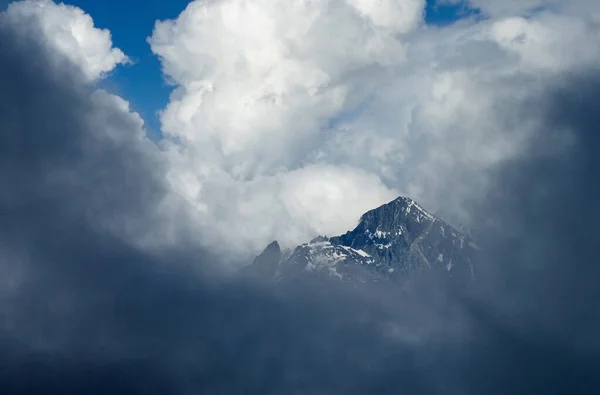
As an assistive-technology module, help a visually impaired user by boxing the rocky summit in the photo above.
[242,196,478,286]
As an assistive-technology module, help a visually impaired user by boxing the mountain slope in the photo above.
[244,196,477,285]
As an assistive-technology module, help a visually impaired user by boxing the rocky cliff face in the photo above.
[243,196,477,286]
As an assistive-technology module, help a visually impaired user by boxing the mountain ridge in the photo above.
[243,196,476,285]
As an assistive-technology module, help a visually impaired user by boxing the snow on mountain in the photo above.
[243,196,477,285]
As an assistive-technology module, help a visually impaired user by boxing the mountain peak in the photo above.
[344,196,437,247]
[359,196,434,224]
[245,196,476,285]
[263,240,281,254]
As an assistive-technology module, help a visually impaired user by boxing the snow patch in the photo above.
[355,248,370,257]
[405,199,435,223]
[375,229,388,238]
[342,246,371,258]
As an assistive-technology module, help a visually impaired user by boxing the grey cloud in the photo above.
[1,10,600,395]
[457,69,600,393]
[475,69,600,334]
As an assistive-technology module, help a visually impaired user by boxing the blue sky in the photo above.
[56,0,193,137]
[425,0,481,25]
[1,0,475,137]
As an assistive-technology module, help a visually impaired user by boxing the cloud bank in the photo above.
[143,0,600,259]
[1,1,600,394]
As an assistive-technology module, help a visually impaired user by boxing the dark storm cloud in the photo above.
[476,69,600,341]
[2,10,600,395]
[455,69,600,394]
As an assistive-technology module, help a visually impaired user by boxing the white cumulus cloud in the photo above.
[5,0,129,81]
[146,0,600,261]
[148,0,424,258]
